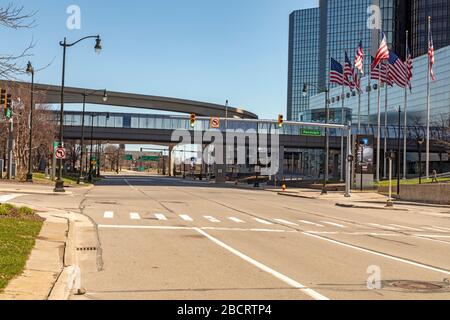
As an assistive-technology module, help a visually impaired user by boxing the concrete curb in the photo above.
[0,188,74,196]
[0,212,69,300]
[277,192,318,200]
[335,203,410,211]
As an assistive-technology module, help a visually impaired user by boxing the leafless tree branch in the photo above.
[0,3,36,29]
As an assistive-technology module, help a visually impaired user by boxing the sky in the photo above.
[2,0,318,120]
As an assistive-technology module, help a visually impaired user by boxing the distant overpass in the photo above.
[0,81,258,119]
[58,111,449,153]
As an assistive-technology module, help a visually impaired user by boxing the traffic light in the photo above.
[190,114,196,128]
[5,94,12,118]
[277,114,284,128]
[0,90,6,113]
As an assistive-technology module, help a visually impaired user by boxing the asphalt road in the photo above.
[7,175,450,300]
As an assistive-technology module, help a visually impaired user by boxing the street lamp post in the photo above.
[26,61,35,183]
[303,83,330,195]
[78,89,107,184]
[417,137,425,184]
[54,35,102,193]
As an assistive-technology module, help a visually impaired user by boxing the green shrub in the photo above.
[18,206,34,216]
[0,204,15,215]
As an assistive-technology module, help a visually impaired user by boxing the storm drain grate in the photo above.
[76,247,98,252]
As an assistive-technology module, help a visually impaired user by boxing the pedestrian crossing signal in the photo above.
[278,114,284,128]
[190,114,196,128]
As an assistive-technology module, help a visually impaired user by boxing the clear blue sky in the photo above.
[3,0,317,119]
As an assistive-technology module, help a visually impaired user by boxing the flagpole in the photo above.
[341,83,345,182]
[376,63,382,183]
[358,92,361,132]
[367,48,371,128]
[383,82,388,179]
[403,30,409,180]
[426,17,431,180]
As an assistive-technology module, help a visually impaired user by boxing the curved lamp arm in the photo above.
[60,35,100,47]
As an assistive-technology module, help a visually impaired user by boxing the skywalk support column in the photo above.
[168,144,175,177]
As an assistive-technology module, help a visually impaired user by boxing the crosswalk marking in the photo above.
[155,214,168,221]
[180,215,194,222]
[104,211,114,219]
[274,219,298,226]
[204,216,220,223]
[299,220,323,227]
[389,224,423,232]
[321,221,346,228]
[254,218,273,225]
[228,217,245,224]
[0,194,23,203]
[130,212,141,220]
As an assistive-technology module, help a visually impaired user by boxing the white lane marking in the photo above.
[413,235,450,239]
[254,218,273,225]
[228,217,245,224]
[130,212,141,220]
[274,219,298,226]
[389,224,423,232]
[367,223,398,231]
[98,225,290,233]
[413,235,450,245]
[180,214,194,222]
[100,225,190,231]
[422,227,447,233]
[194,228,329,300]
[155,214,168,221]
[103,211,114,219]
[204,216,220,223]
[304,232,450,276]
[321,221,346,228]
[299,220,324,227]
[432,226,450,232]
[0,194,23,203]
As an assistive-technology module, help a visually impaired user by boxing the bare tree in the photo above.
[0,82,57,179]
[0,3,36,79]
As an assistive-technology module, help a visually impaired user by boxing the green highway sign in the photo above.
[140,156,160,162]
[300,129,322,137]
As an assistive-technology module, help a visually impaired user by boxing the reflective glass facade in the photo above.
[318,0,396,89]
[309,45,450,126]
[411,0,450,57]
[287,8,320,121]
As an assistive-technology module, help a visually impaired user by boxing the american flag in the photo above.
[428,33,436,81]
[354,41,365,75]
[405,44,413,89]
[372,32,390,69]
[330,58,345,85]
[344,52,355,89]
[387,51,409,88]
[371,57,393,86]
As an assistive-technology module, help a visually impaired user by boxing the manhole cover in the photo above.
[384,280,444,292]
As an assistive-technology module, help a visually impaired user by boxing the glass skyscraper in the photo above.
[287,0,396,121]
[318,0,396,90]
[287,8,320,121]
[411,0,450,58]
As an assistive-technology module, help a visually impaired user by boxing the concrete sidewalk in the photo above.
[0,213,68,300]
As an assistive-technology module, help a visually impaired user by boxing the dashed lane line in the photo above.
[180,215,194,222]
[103,211,114,219]
[194,227,329,301]
[130,212,141,220]
[228,217,245,224]
[155,214,168,221]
